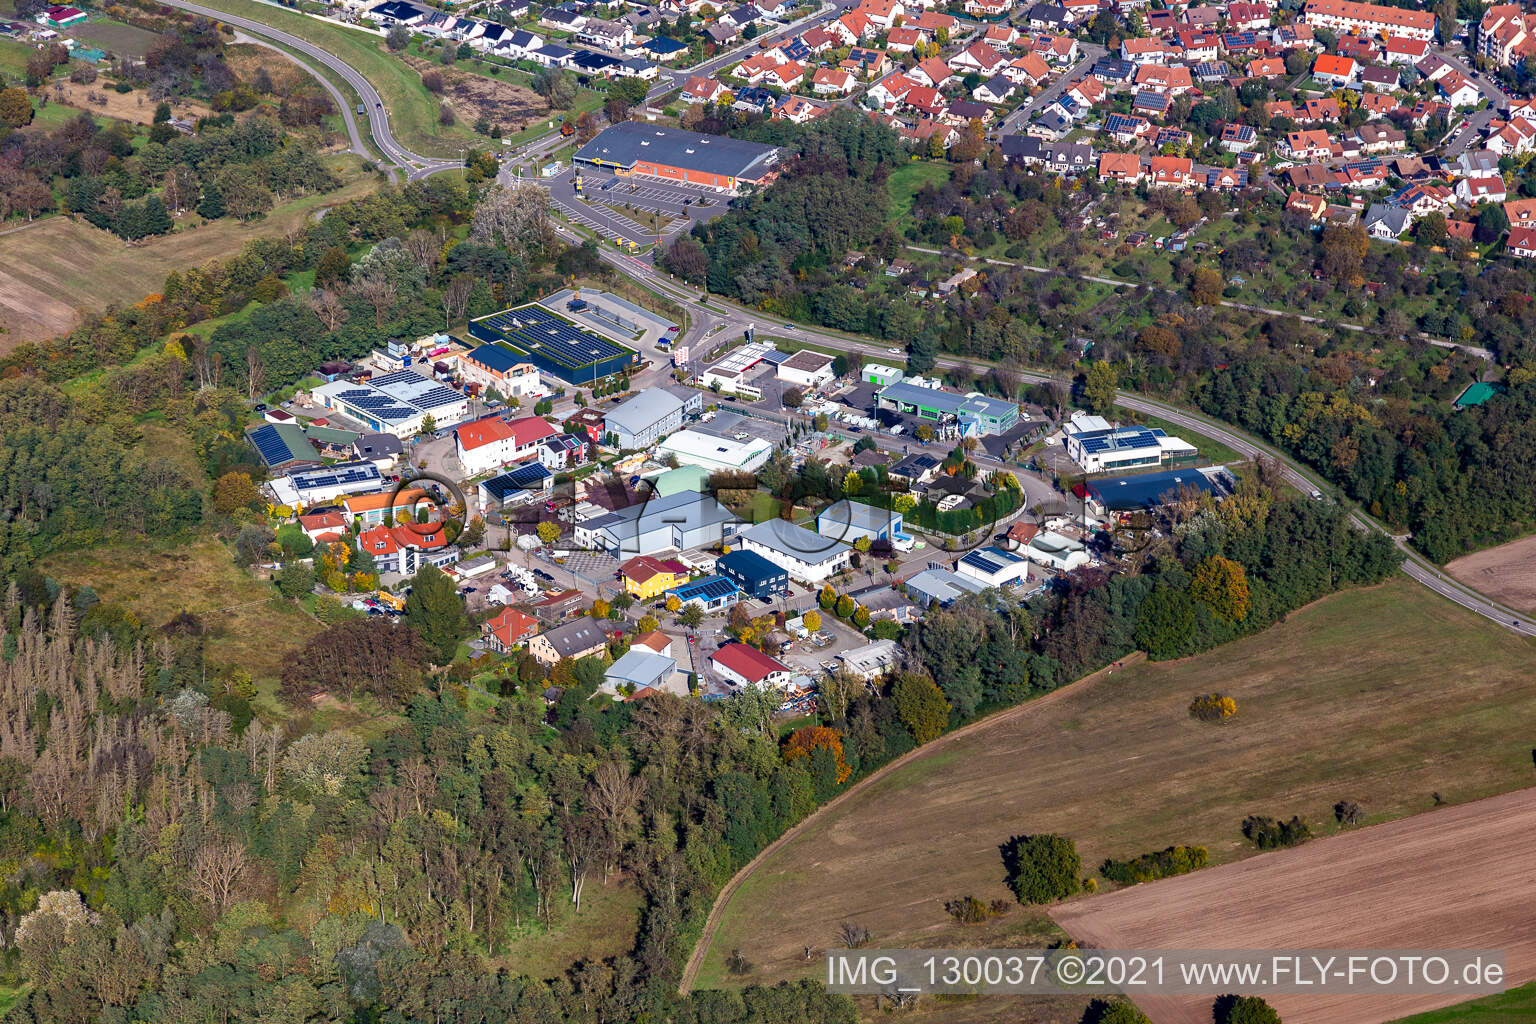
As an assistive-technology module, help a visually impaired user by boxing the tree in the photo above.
[1085,1000,1152,1024]
[212,472,264,516]
[1082,360,1118,415]
[1218,995,1283,1024]
[819,584,837,610]
[1191,556,1250,623]
[892,672,948,744]
[1474,202,1509,244]
[387,24,411,50]
[679,603,703,629]
[802,609,821,631]
[0,87,34,129]
[1189,267,1223,306]
[1320,222,1368,288]
[1001,832,1080,905]
[781,726,852,783]
[403,564,471,662]
[536,521,561,544]
[783,386,805,408]
[275,561,314,599]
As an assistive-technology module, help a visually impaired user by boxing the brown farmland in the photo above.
[1445,535,1536,614]
[1052,786,1536,1024]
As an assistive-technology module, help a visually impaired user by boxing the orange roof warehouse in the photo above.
[572,123,780,193]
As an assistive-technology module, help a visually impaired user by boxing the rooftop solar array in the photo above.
[248,423,311,467]
[286,462,382,491]
[672,576,739,601]
[1104,113,1146,134]
[960,547,1024,575]
[476,306,631,369]
[1076,427,1165,455]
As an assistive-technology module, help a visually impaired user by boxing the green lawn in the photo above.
[1391,983,1536,1024]
[1121,411,1244,467]
[0,38,30,83]
[186,0,479,158]
[888,160,952,222]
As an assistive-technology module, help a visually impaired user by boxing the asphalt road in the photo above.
[159,0,462,179]
[171,0,1531,637]
[997,42,1107,137]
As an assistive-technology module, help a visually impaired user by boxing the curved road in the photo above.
[566,233,1535,637]
[161,0,461,180]
[162,2,1531,637]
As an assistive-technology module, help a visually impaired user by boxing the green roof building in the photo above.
[652,465,711,497]
[1453,382,1504,409]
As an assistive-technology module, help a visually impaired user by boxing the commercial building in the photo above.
[605,387,688,449]
[573,122,780,192]
[478,461,553,509]
[575,491,740,557]
[816,500,913,549]
[838,639,901,681]
[736,518,852,584]
[527,617,609,666]
[1024,531,1089,573]
[621,555,691,599]
[668,575,740,612]
[455,415,559,476]
[247,422,320,471]
[269,462,385,507]
[343,487,426,527]
[655,429,773,473]
[1063,412,1199,473]
[454,345,546,398]
[710,642,795,691]
[903,567,987,607]
[313,370,470,436]
[875,381,1020,437]
[716,548,790,601]
[862,363,905,387]
[956,546,1033,588]
[468,304,640,386]
[776,350,837,389]
[1085,467,1232,513]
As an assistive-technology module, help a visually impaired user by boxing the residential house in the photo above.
[1219,122,1258,151]
[1004,50,1052,85]
[1363,202,1412,239]
[1438,71,1482,107]
[1358,64,1399,91]
[950,40,1007,76]
[455,415,557,475]
[776,95,828,122]
[975,74,1015,103]
[1312,52,1357,85]
[1507,226,1536,258]
[1504,196,1536,231]
[1098,151,1144,183]
[1383,34,1430,63]
[812,67,857,94]
[1478,4,1536,66]
[1227,0,1271,29]
[886,25,928,51]
[483,607,539,653]
[1280,129,1334,160]
[1286,190,1329,221]
[911,56,954,88]
[1134,63,1194,95]
[527,617,608,666]
[1148,155,1194,187]
[1456,175,1507,205]
[357,521,458,575]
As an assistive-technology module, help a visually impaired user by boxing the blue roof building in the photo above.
[716,548,789,601]
[668,575,739,613]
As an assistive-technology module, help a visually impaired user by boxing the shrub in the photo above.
[1100,845,1209,886]
[1333,800,1363,825]
[1189,692,1237,722]
[1215,994,1283,1024]
[837,921,870,948]
[1001,833,1080,905]
[944,896,990,924]
[1240,815,1312,850]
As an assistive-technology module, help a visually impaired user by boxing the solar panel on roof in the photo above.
[249,425,301,466]
[676,576,737,600]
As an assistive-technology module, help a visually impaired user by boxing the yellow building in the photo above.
[621,555,691,600]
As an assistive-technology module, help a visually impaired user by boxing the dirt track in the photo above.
[1052,787,1536,1024]
[1446,535,1536,614]
[677,653,1146,994]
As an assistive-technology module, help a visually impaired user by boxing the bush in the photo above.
[1240,815,1312,850]
[1189,692,1236,722]
[944,896,990,924]
[1100,845,1209,886]
[1215,994,1283,1024]
[1333,800,1363,825]
[1001,833,1080,905]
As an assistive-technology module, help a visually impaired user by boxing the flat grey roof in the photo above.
[574,122,780,180]
[606,387,684,435]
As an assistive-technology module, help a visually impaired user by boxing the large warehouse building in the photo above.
[573,122,781,192]
[312,369,470,435]
[468,304,640,386]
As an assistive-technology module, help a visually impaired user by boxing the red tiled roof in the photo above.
[485,607,539,647]
[710,641,789,683]
[456,417,515,451]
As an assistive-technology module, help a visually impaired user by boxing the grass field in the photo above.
[42,532,322,687]
[491,879,643,979]
[63,20,160,58]
[888,161,952,222]
[692,578,1536,1003]
[1055,788,1536,1024]
[186,0,478,157]
[0,155,375,347]
[1391,983,1536,1024]
[1120,411,1244,468]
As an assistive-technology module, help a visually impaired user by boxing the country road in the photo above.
[167,0,1530,636]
